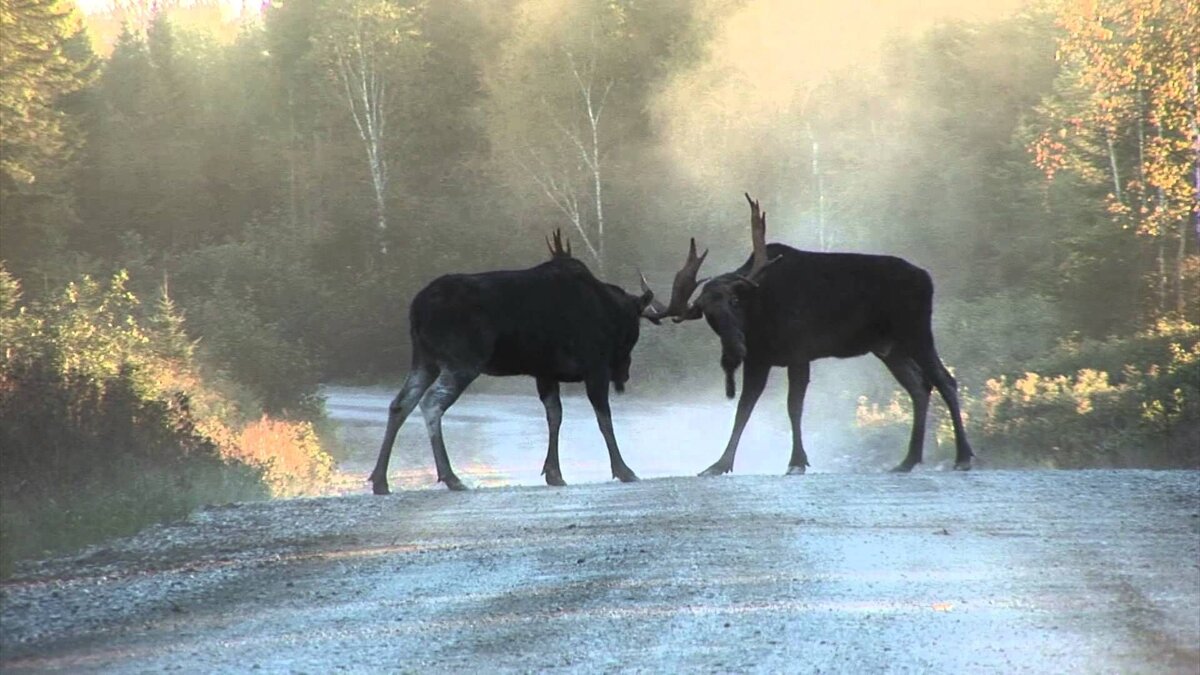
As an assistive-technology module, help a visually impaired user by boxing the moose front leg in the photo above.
[700,361,770,476]
[537,377,566,486]
[585,376,639,483]
[785,363,812,475]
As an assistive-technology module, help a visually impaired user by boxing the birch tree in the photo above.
[316,0,425,255]
[486,0,635,276]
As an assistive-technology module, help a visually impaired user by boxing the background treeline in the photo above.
[0,0,1197,563]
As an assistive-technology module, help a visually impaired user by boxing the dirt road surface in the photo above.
[2,389,1198,673]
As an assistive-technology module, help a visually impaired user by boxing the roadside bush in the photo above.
[933,292,1065,385]
[231,416,334,498]
[0,267,335,574]
[854,319,1200,468]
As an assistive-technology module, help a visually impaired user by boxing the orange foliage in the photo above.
[228,416,334,498]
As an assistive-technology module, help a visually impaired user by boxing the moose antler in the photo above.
[639,270,668,314]
[642,237,708,322]
[743,192,778,282]
[545,229,572,258]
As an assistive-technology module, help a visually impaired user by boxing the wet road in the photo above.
[2,390,1198,673]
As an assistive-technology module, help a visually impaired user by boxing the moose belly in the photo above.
[484,338,586,381]
[767,326,879,363]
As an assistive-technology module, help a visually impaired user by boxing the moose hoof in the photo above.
[699,463,731,477]
[544,469,567,487]
[442,476,468,491]
[785,465,806,476]
[613,468,639,483]
[369,474,390,495]
[889,463,916,474]
[953,459,973,472]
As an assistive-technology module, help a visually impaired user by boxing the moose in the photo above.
[369,231,662,494]
[644,194,974,475]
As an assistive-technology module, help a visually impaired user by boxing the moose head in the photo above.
[642,193,777,397]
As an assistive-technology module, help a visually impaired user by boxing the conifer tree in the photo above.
[0,0,96,281]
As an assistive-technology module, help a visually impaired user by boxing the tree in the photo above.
[1032,0,1200,320]
[0,0,96,282]
[485,0,668,276]
[313,0,427,256]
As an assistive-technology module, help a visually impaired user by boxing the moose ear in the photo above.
[636,289,663,324]
[637,289,654,310]
[729,275,760,291]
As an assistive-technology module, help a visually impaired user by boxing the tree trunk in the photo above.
[588,96,605,277]
[1187,62,1200,315]
[336,40,390,256]
[1106,135,1123,204]
[286,85,299,229]
[807,123,829,251]
[1136,89,1167,313]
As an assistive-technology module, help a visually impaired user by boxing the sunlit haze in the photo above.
[655,0,1030,183]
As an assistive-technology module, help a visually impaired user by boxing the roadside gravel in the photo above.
[2,470,1198,673]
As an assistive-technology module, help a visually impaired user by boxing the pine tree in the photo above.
[0,0,96,281]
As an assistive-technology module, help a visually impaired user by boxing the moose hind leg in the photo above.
[700,361,770,477]
[370,364,439,495]
[917,349,974,470]
[419,369,477,491]
[881,355,931,473]
[537,377,566,486]
[584,376,638,483]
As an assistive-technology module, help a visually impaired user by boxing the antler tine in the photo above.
[638,269,668,316]
[666,237,708,318]
[745,193,777,280]
[547,228,572,259]
[637,238,709,322]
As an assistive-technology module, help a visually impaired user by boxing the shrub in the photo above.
[0,267,336,574]
[231,416,334,498]
[854,318,1200,468]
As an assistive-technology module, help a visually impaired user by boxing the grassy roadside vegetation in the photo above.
[0,267,334,576]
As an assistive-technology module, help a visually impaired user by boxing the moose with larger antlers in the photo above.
[644,194,974,475]
[368,231,664,494]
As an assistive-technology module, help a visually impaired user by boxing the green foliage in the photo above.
[168,215,326,415]
[933,292,1065,385]
[190,288,322,417]
[0,0,95,186]
[0,0,96,283]
[856,320,1200,469]
[0,267,335,574]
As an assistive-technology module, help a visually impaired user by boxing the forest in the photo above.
[1,0,1197,568]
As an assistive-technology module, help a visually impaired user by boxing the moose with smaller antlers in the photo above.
[643,194,974,475]
[369,231,664,494]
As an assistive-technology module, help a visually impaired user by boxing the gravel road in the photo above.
[2,389,1198,673]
